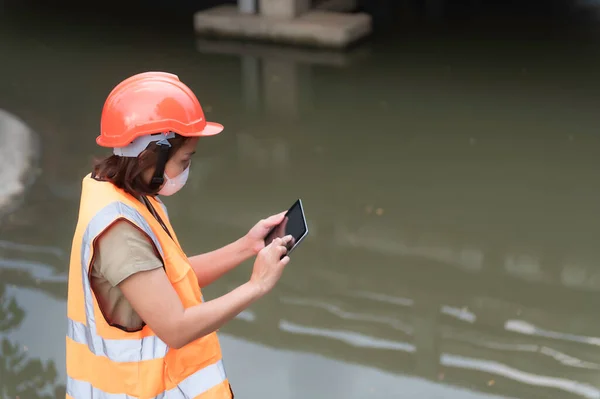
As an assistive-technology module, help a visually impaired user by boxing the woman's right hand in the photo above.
[250,236,292,296]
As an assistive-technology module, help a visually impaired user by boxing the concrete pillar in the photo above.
[238,0,257,14]
[259,0,310,18]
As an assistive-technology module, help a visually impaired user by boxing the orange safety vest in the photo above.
[66,174,233,399]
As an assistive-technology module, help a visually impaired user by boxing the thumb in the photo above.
[279,256,291,267]
[264,211,287,226]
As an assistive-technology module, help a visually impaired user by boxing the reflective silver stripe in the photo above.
[67,359,227,399]
[67,376,139,399]
[166,359,227,399]
[70,201,168,362]
[67,318,166,363]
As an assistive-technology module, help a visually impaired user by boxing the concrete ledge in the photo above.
[194,5,372,49]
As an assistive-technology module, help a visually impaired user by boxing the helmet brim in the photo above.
[97,121,224,149]
[194,121,223,137]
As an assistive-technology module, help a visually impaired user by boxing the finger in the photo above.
[281,235,293,245]
[264,211,287,226]
[275,245,288,256]
[279,256,290,266]
[262,237,278,251]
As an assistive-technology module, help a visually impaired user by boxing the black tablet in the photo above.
[264,199,308,257]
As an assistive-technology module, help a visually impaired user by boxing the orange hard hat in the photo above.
[97,72,223,154]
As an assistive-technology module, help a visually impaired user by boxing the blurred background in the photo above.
[1,0,600,398]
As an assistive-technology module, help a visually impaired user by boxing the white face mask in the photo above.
[158,163,190,196]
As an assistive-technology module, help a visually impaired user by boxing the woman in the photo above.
[65,71,292,399]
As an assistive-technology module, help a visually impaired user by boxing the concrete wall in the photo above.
[0,109,39,223]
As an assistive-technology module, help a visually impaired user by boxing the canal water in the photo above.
[1,3,600,399]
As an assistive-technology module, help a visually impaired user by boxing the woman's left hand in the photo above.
[244,211,287,255]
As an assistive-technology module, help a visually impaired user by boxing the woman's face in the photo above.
[164,137,198,179]
[142,137,198,191]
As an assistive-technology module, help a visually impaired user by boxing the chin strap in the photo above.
[149,138,172,190]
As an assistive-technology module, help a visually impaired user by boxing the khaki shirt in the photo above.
[90,220,163,331]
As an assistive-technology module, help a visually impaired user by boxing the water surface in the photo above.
[1,5,600,399]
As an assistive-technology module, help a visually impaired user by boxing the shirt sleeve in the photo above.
[94,219,164,287]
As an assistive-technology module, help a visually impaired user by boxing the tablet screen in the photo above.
[264,199,307,253]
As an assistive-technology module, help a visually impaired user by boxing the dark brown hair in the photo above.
[93,134,189,197]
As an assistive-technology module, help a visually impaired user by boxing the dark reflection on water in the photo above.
[1,3,600,399]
